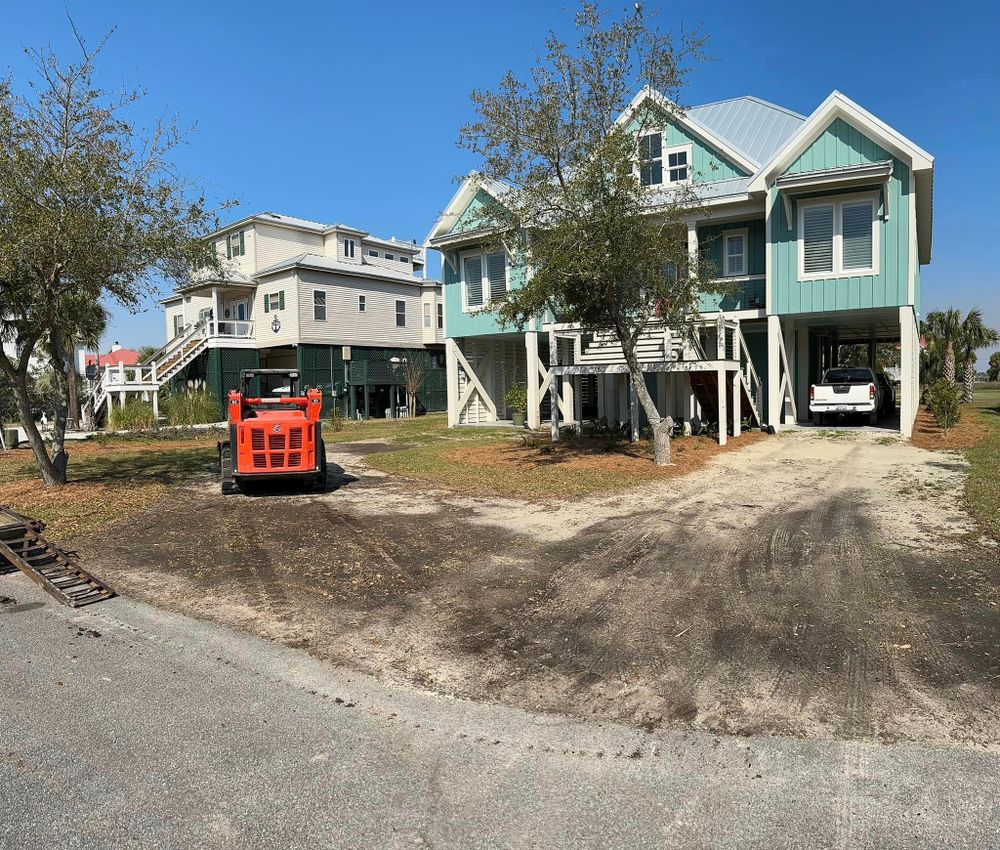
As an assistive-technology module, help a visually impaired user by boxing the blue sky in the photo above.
[3,0,998,366]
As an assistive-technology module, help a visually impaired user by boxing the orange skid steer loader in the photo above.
[218,369,327,495]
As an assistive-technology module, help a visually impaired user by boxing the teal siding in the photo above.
[770,119,912,316]
[625,107,749,182]
[450,189,494,235]
[443,249,538,338]
[697,218,766,312]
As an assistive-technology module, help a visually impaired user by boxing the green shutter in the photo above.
[278,291,285,310]
[264,294,270,313]
[226,236,231,259]
[239,230,245,256]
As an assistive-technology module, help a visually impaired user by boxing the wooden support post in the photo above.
[563,368,575,430]
[732,369,741,438]
[549,374,560,442]
[525,331,541,430]
[900,306,916,438]
[151,387,159,423]
[717,368,728,446]
[796,322,810,422]
[445,338,460,427]
[629,379,639,442]
[767,315,781,428]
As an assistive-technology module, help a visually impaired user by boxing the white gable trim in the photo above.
[615,86,759,175]
[423,173,510,247]
[748,91,933,193]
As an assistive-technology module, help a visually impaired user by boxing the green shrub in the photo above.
[108,399,155,431]
[162,389,221,426]
[329,403,345,432]
[504,382,528,412]
[926,379,962,431]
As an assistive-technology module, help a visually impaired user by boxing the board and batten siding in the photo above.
[254,223,323,272]
[770,119,912,315]
[697,218,766,313]
[254,272,300,347]
[296,270,427,348]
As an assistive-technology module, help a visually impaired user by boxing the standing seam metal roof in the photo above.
[686,96,806,168]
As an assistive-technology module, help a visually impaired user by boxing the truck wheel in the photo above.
[812,411,824,426]
[220,443,238,495]
[868,411,879,426]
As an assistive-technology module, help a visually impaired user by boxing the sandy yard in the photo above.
[74,429,1000,750]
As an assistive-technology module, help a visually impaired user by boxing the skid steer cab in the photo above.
[218,369,327,495]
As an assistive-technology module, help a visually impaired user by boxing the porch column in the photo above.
[212,287,220,336]
[549,374,560,442]
[151,387,159,423]
[687,219,699,274]
[573,375,583,434]
[596,374,606,420]
[767,315,782,427]
[899,306,916,438]
[732,369,741,438]
[629,380,639,442]
[717,367,728,446]
[525,331,541,430]
[445,338,460,427]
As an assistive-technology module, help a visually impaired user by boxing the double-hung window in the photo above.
[723,230,747,277]
[798,194,878,279]
[395,299,406,327]
[358,294,366,312]
[313,290,326,321]
[639,132,662,187]
[263,291,285,312]
[462,251,507,309]
[423,303,432,329]
[437,302,443,329]
[344,238,356,259]
[226,230,245,258]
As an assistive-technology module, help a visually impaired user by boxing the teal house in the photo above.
[424,89,933,440]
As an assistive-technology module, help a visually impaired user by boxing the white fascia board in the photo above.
[614,85,759,175]
[423,173,510,247]
[749,91,934,193]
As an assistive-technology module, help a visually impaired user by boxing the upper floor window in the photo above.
[437,302,443,329]
[423,302,432,329]
[227,230,245,259]
[400,255,410,264]
[344,238,356,259]
[666,146,689,183]
[639,131,662,187]
[798,194,878,280]
[263,291,285,312]
[172,314,183,338]
[367,249,379,258]
[313,290,326,321]
[723,230,746,277]
[395,299,406,327]
[385,252,395,261]
[461,251,507,309]
[358,294,366,312]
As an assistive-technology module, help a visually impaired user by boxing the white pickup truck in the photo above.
[809,367,883,426]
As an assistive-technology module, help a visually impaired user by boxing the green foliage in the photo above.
[838,342,899,372]
[988,352,1000,383]
[329,404,346,432]
[504,382,528,412]
[136,345,161,364]
[108,399,156,432]
[161,390,220,426]
[925,379,962,431]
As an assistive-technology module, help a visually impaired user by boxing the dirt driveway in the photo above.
[78,431,1000,750]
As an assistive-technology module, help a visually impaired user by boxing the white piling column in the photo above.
[629,379,639,442]
[767,315,781,428]
[549,373,560,442]
[732,369,741,438]
[573,375,583,434]
[445,338,460,427]
[562,371,575,429]
[525,331,541,430]
[717,368,728,446]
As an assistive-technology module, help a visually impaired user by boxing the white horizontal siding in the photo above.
[254,272,300,347]
[255,223,323,272]
[296,269,428,348]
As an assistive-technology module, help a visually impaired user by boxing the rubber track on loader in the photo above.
[0,509,115,608]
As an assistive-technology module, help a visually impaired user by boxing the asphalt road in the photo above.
[1,575,998,850]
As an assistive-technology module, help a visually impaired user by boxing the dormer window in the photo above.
[666,146,689,182]
[639,132,662,186]
[344,238,356,259]
[227,230,245,259]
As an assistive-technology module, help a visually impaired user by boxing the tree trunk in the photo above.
[944,342,956,384]
[45,334,72,484]
[961,359,976,404]
[615,323,670,465]
[66,340,80,431]
[8,369,64,485]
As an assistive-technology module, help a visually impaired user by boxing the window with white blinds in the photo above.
[724,231,746,277]
[802,205,835,275]
[798,194,878,279]
[486,253,507,301]
[463,255,483,307]
[841,200,874,270]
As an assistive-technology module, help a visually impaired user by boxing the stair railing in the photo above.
[730,322,763,420]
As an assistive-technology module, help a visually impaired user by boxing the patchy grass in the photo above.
[344,413,768,499]
[0,432,221,540]
[964,389,1000,540]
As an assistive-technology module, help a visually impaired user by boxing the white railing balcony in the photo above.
[208,319,255,339]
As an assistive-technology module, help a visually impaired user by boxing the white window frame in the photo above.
[797,191,879,281]
[313,289,327,322]
[228,230,245,258]
[367,249,379,258]
[423,302,432,329]
[665,143,692,184]
[344,238,356,259]
[637,129,664,187]
[459,248,509,312]
[437,301,443,329]
[358,294,366,313]
[399,255,410,264]
[722,228,748,278]
[395,299,406,327]
[385,252,395,261]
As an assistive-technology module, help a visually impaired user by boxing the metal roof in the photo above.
[687,96,805,168]
[255,253,438,286]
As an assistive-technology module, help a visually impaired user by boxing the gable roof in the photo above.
[686,96,805,168]
[423,173,511,246]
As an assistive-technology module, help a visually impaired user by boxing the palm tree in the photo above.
[922,309,962,384]
[958,309,999,403]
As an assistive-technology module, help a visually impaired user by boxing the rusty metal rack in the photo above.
[0,507,115,608]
